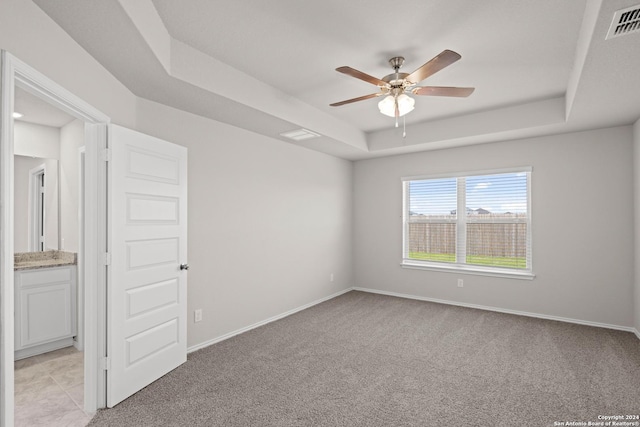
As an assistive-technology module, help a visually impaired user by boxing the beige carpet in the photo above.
[88,291,640,426]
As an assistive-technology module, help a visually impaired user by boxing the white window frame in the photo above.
[401,167,534,280]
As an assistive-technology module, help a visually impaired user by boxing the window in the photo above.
[402,168,533,279]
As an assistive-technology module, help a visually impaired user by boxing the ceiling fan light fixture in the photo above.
[331,50,473,131]
[377,95,394,117]
[378,94,415,117]
[397,94,415,116]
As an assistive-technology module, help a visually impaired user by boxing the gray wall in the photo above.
[1,0,638,347]
[1,0,353,349]
[634,118,640,334]
[0,0,137,130]
[354,126,635,328]
[136,99,353,347]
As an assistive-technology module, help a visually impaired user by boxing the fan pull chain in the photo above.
[395,116,399,128]
[403,116,406,138]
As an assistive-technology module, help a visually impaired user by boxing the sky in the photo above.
[408,172,528,216]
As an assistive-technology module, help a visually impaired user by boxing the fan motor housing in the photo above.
[382,72,409,86]
[388,56,405,70]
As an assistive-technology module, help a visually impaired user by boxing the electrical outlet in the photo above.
[330,273,334,282]
[457,279,464,288]
[194,309,203,323]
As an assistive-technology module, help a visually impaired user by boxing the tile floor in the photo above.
[14,346,93,426]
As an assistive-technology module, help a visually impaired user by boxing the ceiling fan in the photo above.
[330,50,474,121]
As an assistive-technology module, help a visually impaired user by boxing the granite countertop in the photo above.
[14,250,77,271]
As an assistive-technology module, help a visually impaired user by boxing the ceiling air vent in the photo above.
[606,4,640,39]
[279,128,321,141]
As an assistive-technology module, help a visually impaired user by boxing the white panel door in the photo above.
[107,125,188,407]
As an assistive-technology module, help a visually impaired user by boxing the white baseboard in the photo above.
[353,287,639,336]
[15,338,75,361]
[187,286,640,353]
[187,287,353,354]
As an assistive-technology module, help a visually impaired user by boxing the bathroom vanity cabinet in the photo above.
[14,264,77,360]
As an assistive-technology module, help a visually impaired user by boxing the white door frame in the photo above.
[75,147,86,352]
[0,51,110,426]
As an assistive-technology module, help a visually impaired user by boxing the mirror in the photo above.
[13,87,83,253]
[14,155,59,251]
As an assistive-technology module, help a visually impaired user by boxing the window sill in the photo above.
[400,260,536,280]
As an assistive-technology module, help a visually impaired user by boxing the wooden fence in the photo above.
[408,214,527,258]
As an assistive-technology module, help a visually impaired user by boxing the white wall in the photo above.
[59,119,84,252]
[14,121,60,159]
[135,99,353,347]
[354,126,635,328]
[634,118,640,335]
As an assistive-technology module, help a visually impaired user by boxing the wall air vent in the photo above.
[606,4,640,39]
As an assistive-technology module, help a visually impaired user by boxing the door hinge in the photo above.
[101,357,111,371]
[103,252,111,266]
[101,148,112,162]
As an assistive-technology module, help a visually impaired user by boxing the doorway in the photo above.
[13,85,87,424]
[1,51,110,427]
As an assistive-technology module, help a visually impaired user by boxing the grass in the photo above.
[409,252,526,269]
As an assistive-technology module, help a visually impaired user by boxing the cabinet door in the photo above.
[15,267,76,349]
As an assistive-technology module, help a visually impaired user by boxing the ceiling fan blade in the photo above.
[405,50,462,84]
[336,66,388,87]
[412,86,475,97]
[330,93,382,107]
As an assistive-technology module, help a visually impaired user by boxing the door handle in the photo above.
[180,263,190,271]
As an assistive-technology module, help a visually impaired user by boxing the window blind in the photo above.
[406,178,457,263]
[403,169,532,274]
[464,172,529,269]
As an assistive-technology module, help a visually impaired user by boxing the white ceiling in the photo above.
[32,0,640,160]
